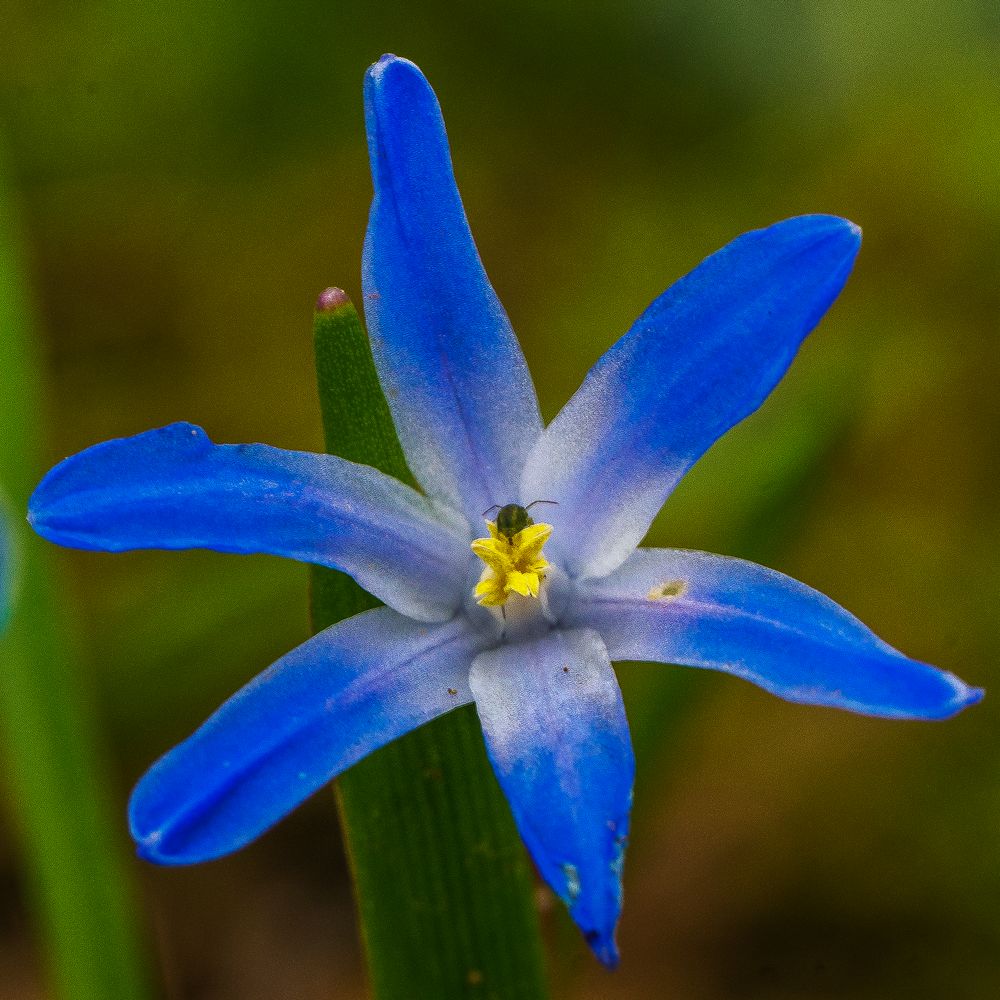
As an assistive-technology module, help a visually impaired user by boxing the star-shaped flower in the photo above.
[27,55,981,966]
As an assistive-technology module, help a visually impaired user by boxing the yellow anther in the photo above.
[471,521,553,607]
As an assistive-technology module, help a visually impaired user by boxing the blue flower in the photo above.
[28,55,981,967]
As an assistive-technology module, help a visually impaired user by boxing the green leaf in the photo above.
[310,289,549,1000]
[0,145,152,997]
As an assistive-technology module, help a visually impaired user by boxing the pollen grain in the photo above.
[647,579,687,601]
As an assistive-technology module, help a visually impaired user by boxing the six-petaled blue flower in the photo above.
[27,54,982,967]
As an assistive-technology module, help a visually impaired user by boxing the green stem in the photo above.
[0,143,151,999]
[310,289,549,1000]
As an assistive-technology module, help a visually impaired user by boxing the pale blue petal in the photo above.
[470,628,634,967]
[570,548,982,719]
[130,608,484,863]
[363,54,542,525]
[28,422,470,623]
[522,216,862,578]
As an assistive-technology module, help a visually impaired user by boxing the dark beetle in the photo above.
[483,500,557,541]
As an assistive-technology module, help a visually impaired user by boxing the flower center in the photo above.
[470,512,553,608]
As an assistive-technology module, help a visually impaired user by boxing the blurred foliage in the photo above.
[0,146,150,997]
[1,1,998,997]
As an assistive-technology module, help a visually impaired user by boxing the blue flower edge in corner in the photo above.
[27,55,983,968]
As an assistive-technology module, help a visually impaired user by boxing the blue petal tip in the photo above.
[937,670,984,718]
[787,214,863,282]
[835,215,862,249]
[794,213,862,250]
[131,821,170,865]
[586,928,620,969]
[959,684,985,710]
[365,52,422,87]
[363,54,439,159]
[130,811,194,867]
[26,488,57,540]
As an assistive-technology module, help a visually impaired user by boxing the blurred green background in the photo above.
[2,1,999,997]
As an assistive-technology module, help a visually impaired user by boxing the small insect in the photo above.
[481,500,558,541]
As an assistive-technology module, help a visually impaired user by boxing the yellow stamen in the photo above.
[471,521,553,607]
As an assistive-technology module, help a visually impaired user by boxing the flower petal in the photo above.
[522,215,862,578]
[469,628,634,967]
[130,608,484,863]
[570,548,983,719]
[28,422,470,622]
[362,55,542,524]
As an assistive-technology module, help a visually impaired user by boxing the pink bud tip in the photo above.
[316,287,352,312]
